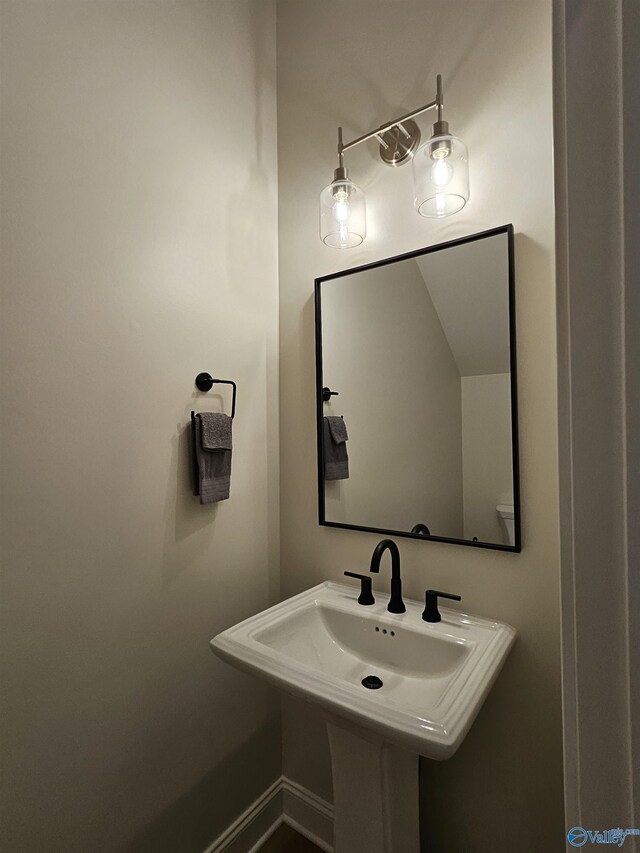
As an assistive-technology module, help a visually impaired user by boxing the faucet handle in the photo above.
[344,572,375,606]
[422,589,461,623]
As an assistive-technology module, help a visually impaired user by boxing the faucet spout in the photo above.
[369,539,405,613]
[370,539,400,578]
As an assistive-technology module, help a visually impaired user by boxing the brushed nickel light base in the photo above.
[378,119,421,167]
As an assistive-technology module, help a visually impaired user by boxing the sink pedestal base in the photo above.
[327,721,420,853]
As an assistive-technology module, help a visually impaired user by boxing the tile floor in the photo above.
[258,822,323,852]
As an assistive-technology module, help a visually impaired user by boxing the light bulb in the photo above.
[332,196,351,246]
[430,157,453,188]
[333,193,350,223]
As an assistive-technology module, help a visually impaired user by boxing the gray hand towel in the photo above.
[199,412,232,451]
[195,414,232,504]
[323,416,349,480]
[326,415,348,444]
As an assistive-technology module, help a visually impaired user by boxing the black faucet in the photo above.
[369,539,405,614]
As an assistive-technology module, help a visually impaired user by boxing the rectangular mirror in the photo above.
[315,224,520,551]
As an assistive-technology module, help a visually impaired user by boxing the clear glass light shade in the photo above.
[412,134,469,218]
[319,178,366,248]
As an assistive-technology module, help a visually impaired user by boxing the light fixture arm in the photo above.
[336,74,444,162]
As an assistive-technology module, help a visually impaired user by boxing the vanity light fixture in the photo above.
[319,74,469,248]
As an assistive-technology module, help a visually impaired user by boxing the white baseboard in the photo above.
[203,776,334,853]
[282,777,333,852]
[203,778,282,853]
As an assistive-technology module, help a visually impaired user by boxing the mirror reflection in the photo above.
[316,225,519,551]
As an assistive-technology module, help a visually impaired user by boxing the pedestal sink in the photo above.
[211,582,516,852]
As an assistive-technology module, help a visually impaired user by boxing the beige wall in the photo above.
[277,1,564,850]
[0,2,280,851]
[0,1,568,849]
[321,259,462,535]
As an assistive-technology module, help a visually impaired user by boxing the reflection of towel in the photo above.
[324,416,349,480]
[195,413,232,503]
[326,415,348,444]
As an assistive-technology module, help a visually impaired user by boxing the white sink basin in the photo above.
[211,581,516,760]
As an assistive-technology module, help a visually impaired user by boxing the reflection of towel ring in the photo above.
[322,386,339,403]
[411,523,431,536]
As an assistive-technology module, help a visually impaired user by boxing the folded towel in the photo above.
[195,414,232,504]
[326,415,348,444]
[323,416,349,480]
[199,412,232,451]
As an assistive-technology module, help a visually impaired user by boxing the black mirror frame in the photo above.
[314,224,521,552]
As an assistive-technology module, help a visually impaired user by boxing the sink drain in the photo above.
[361,675,383,690]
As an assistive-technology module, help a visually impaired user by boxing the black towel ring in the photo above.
[195,372,237,419]
[190,372,237,497]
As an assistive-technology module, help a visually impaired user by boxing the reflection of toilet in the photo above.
[496,505,515,546]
